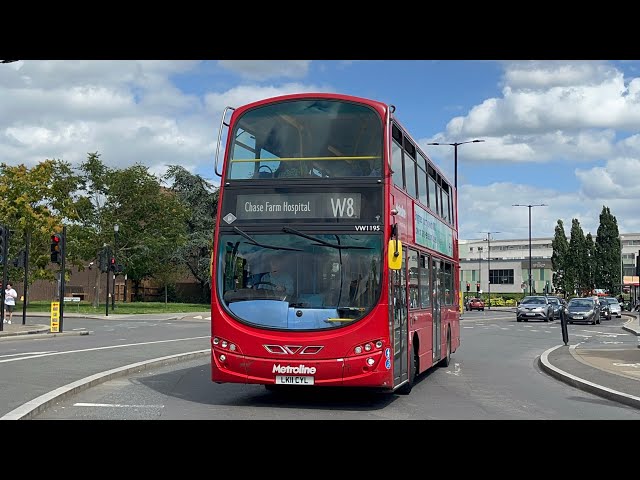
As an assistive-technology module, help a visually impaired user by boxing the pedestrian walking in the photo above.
[4,282,18,325]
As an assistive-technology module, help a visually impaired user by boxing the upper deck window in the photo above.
[227,99,383,180]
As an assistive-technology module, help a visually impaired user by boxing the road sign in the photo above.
[51,301,60,333]
[63,297,81,302]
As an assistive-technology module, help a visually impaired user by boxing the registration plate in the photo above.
[573,316,583,320]
[526,313,536,316]
[275,375,315,385]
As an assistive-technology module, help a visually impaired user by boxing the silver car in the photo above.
[517,296,554,322]
[604,297,622,318]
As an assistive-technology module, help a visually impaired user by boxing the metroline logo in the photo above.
[272,364,317,375]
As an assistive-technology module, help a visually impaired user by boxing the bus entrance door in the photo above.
[432,259,442,361]
[392,248,409,387]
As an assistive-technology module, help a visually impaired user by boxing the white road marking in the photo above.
[530,330,539,332]
[463,326,474,329]
[446,363,461,376]
[0,336,209,364]
[613,363,640,368]
[603,341,623,344]
[73,402,165,408]
[0,351,55,358]
[193,315,203,319]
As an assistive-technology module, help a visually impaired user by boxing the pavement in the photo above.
[538,311,640,409]
[0,311,211,339]
[3,308,640,410]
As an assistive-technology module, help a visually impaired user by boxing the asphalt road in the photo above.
[21,310,640,420]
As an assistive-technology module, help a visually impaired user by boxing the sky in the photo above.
[1,59,640,242]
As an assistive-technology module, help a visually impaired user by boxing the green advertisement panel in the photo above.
[414,205,453,257]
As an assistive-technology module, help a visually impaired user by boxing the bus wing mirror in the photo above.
[388,239,402,270]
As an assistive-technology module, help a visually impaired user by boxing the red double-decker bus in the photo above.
[211,92,460,394]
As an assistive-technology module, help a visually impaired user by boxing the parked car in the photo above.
[566,297,600,325]
[466,297,485,311]
[604,297,622,318]
[547,296,563,318]
[516,296,553,322]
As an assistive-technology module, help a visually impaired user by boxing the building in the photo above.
[459,233,640,297]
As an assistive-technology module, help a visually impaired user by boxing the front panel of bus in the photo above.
[211,96,393,388]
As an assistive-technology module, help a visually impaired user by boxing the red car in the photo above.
[466,298,485,311]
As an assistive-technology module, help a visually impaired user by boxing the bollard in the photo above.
[560,307,569,346]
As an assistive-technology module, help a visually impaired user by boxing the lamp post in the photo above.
[513,203,547,296]
[478,246,483,292]
[112,224,119,310]
[481,232,500,309]
[620,235,624,296]
[427,139,485,190]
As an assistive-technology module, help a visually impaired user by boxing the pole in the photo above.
[620,237,623,296]
[112,228,118,310]
[22,231,30,325]
[453,144,458,190]
[124,273,128,303]
[0,225,7,331]
[59,226,66,333]
[105,262,109,317]
[529,206,532,296]
[487,234,491,309]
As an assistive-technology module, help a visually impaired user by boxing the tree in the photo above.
[74,153,189,306]
[163,165,219,303]
[594,206,621,294]
[567,219,587,295]
[551,220,570,297]
[583,233,595,295]
[0,160,82,290]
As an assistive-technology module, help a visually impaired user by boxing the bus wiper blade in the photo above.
[282,226,371,250]
[233,226,303,251]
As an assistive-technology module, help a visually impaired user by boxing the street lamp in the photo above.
[113,224,119,310]
[481,232,500,309]
[620,235,624,296]
[427,139,485,190]
[513,204,547,296]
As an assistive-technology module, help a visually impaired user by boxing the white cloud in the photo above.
[217,61,311,80]
[204,83,334,115]
[458,181,640,241]
[447,61,640,138]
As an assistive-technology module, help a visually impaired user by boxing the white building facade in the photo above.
[459,233,640,296]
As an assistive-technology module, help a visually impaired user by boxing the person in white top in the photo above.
[4,282,18,325]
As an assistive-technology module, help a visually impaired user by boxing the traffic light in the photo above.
[116,264,124,273]
[50,233,63,263]
[545,280,550,294]
[466,282,470,292]
[110,257,116,271]
[11,250,25,268]
[476,282,480,293]
[0,225,6,263]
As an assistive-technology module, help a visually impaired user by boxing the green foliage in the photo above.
[162,165,219,302]
[0,159,83,284]
[595,206,621,294]
[551,220,570,295]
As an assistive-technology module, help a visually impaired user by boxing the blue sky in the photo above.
[2,60,639,242]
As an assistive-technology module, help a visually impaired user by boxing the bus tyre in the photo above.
[398,349,417,395]
[441,330,451,368]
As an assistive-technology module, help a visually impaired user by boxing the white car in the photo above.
[604,297,622,318]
